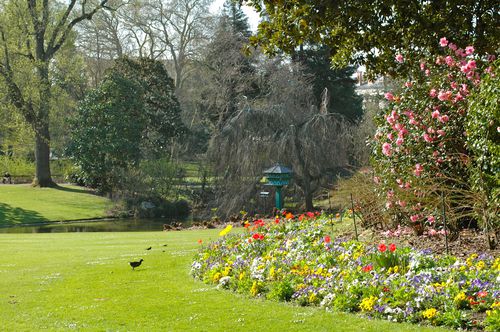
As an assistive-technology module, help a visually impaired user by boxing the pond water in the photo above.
[0,217,192,234]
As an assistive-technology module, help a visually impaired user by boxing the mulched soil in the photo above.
[343,227,500,258]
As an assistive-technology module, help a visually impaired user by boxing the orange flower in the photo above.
[197,239,202,244]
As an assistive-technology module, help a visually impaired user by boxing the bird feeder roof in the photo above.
[264,164,292,175]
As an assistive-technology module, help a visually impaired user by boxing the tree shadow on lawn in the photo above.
[53,184,99,196]
[0,203,49,225]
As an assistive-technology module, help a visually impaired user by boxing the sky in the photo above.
[209,0,260,31]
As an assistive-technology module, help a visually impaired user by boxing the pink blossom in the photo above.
[439,114,449,123]
[433,151,439,157]
[410,214,420,223]
[454,93,464,102]
[405,182,411,189]
[427,215,435,223]
[423,133,433,143]
[387,133,394,140]
[395,123,403,131]
[439,37,448,47]
[414,163,424,176]
[428,229,438,236]
[439,229,447,236]
[373,176,381,184]
[431,110,440,119]
[395,54,404,63]
[398,128,408,137]
[450,81,458,89]
[397,200,407,207]
[435,56,443,65]
[445,56,455,66]
[425,69,430,76]
[384,92,394,101]
[409,118,418,125]
[448,43,457,51]
[382,142,392,156]
[387,190,394,198]
[437,129,446,137]
[455,48,466,57]
[420,62,426,71]
[386,115,395,125]
[460,84,469,95]
[438,90,452,101]
[404,81,413,88]
[427,127,435,134]
[467,59,476,69]
[385,201,393,209]
[465,46,474,55]
[396,137,404,146]
[429,89,437,98]
[487,54,496,62]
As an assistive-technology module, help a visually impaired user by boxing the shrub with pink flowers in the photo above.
[371,38,498,236]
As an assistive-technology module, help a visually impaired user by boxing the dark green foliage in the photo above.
[300,46,363,121]
[67,73,144,193]
[110,57,186,157]
[67,58,186,194]
[467,60,500,197]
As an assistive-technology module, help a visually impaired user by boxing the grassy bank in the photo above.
[0,184,112,225]
[0,229,450,331]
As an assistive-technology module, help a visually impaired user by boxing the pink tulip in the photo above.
[429,89,437,98]
[439,115,449,123]
[410,215,419,222]
[385,92,394,101]
[395,54,404,63]
[448,43,457,51]
[427,215,435,223]
[431,110,440,119]
[439,37,448,47]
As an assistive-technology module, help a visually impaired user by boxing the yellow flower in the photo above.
[269,267,276,280]
[454,292,467,303]
[476,260,485,270]
[212,272,222,283]
[250,281,259,296]
[222,266,232,276]
[309,292,317,303]
[219,224,233,236]
[359,296,377,312]
[491,302,500,309]
[422,308,438,319]
[239,272,245,280]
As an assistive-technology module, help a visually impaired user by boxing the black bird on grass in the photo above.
[146,246,152,250]
[129,259,144,270]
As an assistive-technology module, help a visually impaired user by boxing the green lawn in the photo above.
[0,229,451,331]
[0,184,112,225]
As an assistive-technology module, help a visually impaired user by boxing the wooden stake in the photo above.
[441,192,449,255]
[351,193,358,241]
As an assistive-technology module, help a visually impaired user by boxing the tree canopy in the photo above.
[245,0,499,77]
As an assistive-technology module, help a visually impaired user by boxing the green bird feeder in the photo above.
[264,164,292,210]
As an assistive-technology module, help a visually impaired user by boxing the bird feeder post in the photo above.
[264,164,292,211]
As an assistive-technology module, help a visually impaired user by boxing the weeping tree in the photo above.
[210,61,354,215]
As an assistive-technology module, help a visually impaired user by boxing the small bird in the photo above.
[146,246,152,250]
[129,259,144,270]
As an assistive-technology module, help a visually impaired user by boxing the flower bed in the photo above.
[191,215,500,330]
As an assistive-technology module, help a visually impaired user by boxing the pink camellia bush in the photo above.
[371,38,497,234]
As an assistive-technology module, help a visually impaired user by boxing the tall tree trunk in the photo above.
[302,172,314,211]
[33,123,53,187]
[33,64,55,187]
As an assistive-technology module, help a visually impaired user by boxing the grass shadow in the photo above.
[0,202,49,225]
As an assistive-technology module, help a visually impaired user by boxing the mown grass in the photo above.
[0,229,451,331]
[0,184,112,225]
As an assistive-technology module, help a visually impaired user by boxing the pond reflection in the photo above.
[0,218,192,233]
